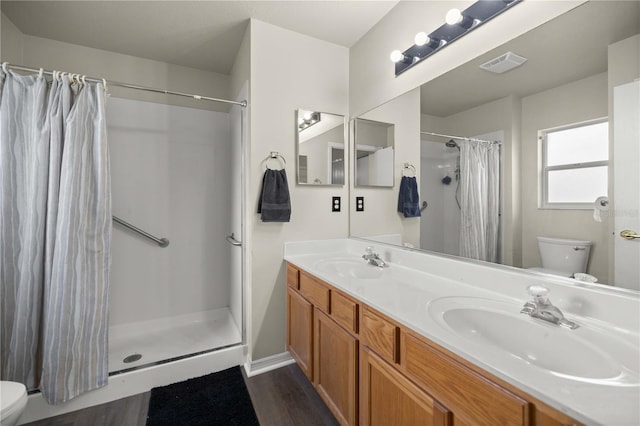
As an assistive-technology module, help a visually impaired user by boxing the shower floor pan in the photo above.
[108,307,241,373]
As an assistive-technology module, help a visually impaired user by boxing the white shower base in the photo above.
[109,307,242,372]
[20,308,245,424]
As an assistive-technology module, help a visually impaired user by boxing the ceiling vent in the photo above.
[480,51,527,74]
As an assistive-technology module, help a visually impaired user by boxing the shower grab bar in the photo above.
[112,216,170,248]
[226,233,242,247]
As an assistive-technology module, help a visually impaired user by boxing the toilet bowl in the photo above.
[529,236,592,278]
[0,381,27,426]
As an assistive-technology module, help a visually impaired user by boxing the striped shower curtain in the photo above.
[458,141,500,263]
[0,70,111,404]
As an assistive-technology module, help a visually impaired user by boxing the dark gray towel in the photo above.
[258,169,291,222]
[398,176,421,218]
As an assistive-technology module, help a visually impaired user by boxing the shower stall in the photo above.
[106,96,244,374]
[1,63,248,421]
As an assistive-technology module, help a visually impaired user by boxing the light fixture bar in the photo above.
[391,0,522,76]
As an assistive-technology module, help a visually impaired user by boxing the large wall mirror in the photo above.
[354,118,395,187]
[296,109,346,186]
[350,1,640,291]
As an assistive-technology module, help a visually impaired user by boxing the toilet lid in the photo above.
[0,381,27,415]
[527,267,572,278]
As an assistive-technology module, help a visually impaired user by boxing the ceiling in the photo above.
[1,0,398,75]
[421,1,640,117]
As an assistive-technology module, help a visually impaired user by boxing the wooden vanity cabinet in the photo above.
[285,263,582,426]
[286,263,359,426]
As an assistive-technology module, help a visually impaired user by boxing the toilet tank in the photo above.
[537,236,592,276]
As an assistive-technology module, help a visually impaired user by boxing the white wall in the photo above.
[350,88,421,248]
[107,98,232,325]
[521,72,609,281]
[12,32,230,112]
[1,12,24,63]
[349,1,585,116]
[248,20,349,360]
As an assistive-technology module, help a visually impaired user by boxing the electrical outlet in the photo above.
[332,196,341,212]
[356,196,364,212]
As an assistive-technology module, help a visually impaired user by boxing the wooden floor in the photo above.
[23,364,338,426]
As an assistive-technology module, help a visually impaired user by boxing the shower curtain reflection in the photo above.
[420,135,502,262]
[459,141,501,262]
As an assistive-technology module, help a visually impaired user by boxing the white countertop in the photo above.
[284,238,640,426]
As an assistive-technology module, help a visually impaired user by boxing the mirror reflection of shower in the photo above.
[444,139,461,209]
[420,131,503,262]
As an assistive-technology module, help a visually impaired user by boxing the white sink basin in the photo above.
[314,257,384,280]
[428,297,639,385]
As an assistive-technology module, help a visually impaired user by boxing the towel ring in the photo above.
[402,163,416,177]
[264,152,286,170]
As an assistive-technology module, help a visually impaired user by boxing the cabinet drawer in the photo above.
[403,332,529,426]
[299,271,330,312]
[331,291,358,335]
[362,307,399,364]
[286,263,300,290]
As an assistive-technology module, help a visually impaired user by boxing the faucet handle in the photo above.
[365,246,375,255]
[527,285,550,304]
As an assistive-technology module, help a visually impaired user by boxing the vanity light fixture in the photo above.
[298,111,321,132]
[390,0,522,76]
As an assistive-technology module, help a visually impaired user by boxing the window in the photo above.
[540,119,608,209]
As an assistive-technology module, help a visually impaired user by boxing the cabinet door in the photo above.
[287,287,313,380]
[361,347,452,426]
[315,308,358,426]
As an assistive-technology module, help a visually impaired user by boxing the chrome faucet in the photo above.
[362,246,388,268]
[520,285,579,329]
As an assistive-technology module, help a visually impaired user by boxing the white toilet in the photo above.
[0,381,27,426]
[529,236,592,278]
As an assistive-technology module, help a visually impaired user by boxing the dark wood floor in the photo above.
[23,363,339,426]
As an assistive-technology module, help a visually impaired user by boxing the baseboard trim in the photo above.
[243,351,295,377]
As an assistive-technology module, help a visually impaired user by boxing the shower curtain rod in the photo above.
[3,63,247,108]
[420,131,501,145]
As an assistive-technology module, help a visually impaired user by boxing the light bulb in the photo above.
[414,32,430,46]
[445,8,463,25]
[390,50,404,63]
[303,112,312,120]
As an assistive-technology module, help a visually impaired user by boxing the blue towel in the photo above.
[398,176,421,218]
[257,169,291,222]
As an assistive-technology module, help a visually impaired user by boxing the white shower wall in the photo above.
[420,140,460,256]
[107,98,232,326]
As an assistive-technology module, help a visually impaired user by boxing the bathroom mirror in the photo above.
[349,1,640,290]
[296,109,346,186]
[353,118,395,187]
